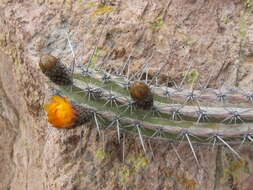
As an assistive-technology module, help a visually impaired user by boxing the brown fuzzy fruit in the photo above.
[39,54,58,73]
[39,54,72,85]
[129,81,153,109]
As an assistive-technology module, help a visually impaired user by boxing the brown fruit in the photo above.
[39,54,72,85]
[39,54,58,73]
[129,81,153,109]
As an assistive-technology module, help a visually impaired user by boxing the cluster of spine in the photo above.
[40,54,253,161]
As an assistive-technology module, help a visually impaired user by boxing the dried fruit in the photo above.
[39,54,72,85]
[39,54,58,73]
[129,81,153,109]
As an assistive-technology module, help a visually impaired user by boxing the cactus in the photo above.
[41,41,253,165]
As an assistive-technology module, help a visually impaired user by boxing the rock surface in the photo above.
[1,0,253,189]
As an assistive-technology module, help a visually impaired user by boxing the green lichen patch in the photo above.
[149,16,165,31]
[223,16,231,24]
[244,0,252,9]
[64,0,73,8]
[95,148,108,160]
[118,167,131,185]
[223,159,248,182]
[92,5,114,16]
[87,1,97,8]
[128,156,150,172]
[182,69,199,86]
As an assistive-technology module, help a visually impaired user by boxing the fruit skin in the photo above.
[72,104,92,126]
[129,81,153,109]
[39,54,72,85]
